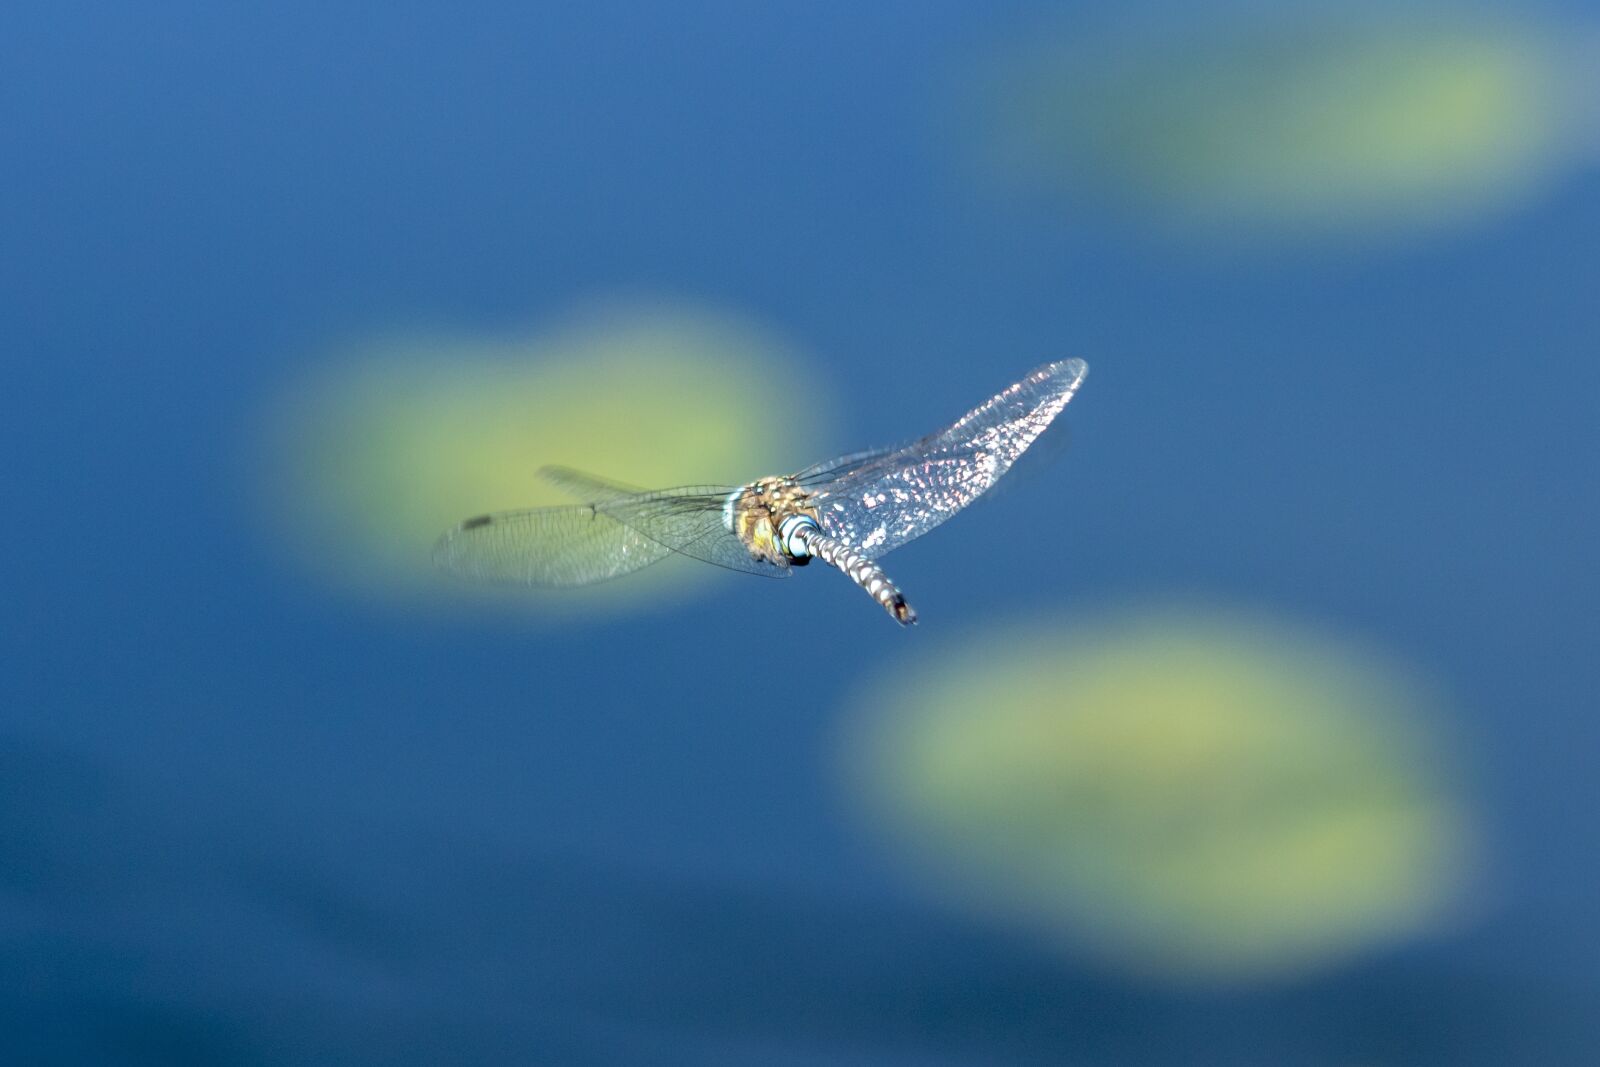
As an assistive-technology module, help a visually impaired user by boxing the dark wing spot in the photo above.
[461,515,493,530]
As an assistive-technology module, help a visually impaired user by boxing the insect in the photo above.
[435,359,1088,625]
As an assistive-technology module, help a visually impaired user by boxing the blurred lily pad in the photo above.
[262,302,825,614]
[843,607,1475,982]
[972,10,1580,238]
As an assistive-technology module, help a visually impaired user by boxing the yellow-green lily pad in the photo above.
[844,607,1475,981]
[259,303,826,616]
[972,11,1575,237]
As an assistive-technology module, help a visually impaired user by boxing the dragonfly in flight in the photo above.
[435,359,1088,625]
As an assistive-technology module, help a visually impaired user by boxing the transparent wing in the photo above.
[435,482,789,587]
[789,444,904,487]
[539,465,646,504]
[540,466,789,579]
[802,359,1088,556]
[607,486,790,579]
[433,502,677,587]
[649,508,792,578]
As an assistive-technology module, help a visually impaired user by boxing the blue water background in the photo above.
[3,2,1598,1063]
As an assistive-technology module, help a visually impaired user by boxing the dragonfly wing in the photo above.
[434,503,676,587]
[542,467,791,580]
[790,444,905,486]
[666,514,792,578]
[436,482,790,586]
[805,359,1088,556]
[602,489,791,579]
[539,465,647,504]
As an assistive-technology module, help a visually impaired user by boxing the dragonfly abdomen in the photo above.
[788,520,917,627]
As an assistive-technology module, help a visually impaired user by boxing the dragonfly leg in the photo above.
[792,524,917,626]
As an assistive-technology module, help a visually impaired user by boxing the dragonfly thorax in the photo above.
[724,476,820,567]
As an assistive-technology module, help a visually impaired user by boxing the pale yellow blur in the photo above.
[970,9,1582,238]
[843,607,1475,982]
[259,301,827,615]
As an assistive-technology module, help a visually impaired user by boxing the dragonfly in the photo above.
[434,359,1088,626]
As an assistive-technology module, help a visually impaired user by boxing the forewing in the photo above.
[539,465,646,504]
[542,466,790,580]
[804,359,1088,556]
[435,481,790,587]
[433,503,675,587]
[662,513,791,578]
[602,487,791,579]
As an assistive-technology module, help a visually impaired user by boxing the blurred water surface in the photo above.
[3,1,1598,1063]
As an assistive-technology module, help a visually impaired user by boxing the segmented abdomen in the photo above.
[794,527,916,626]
